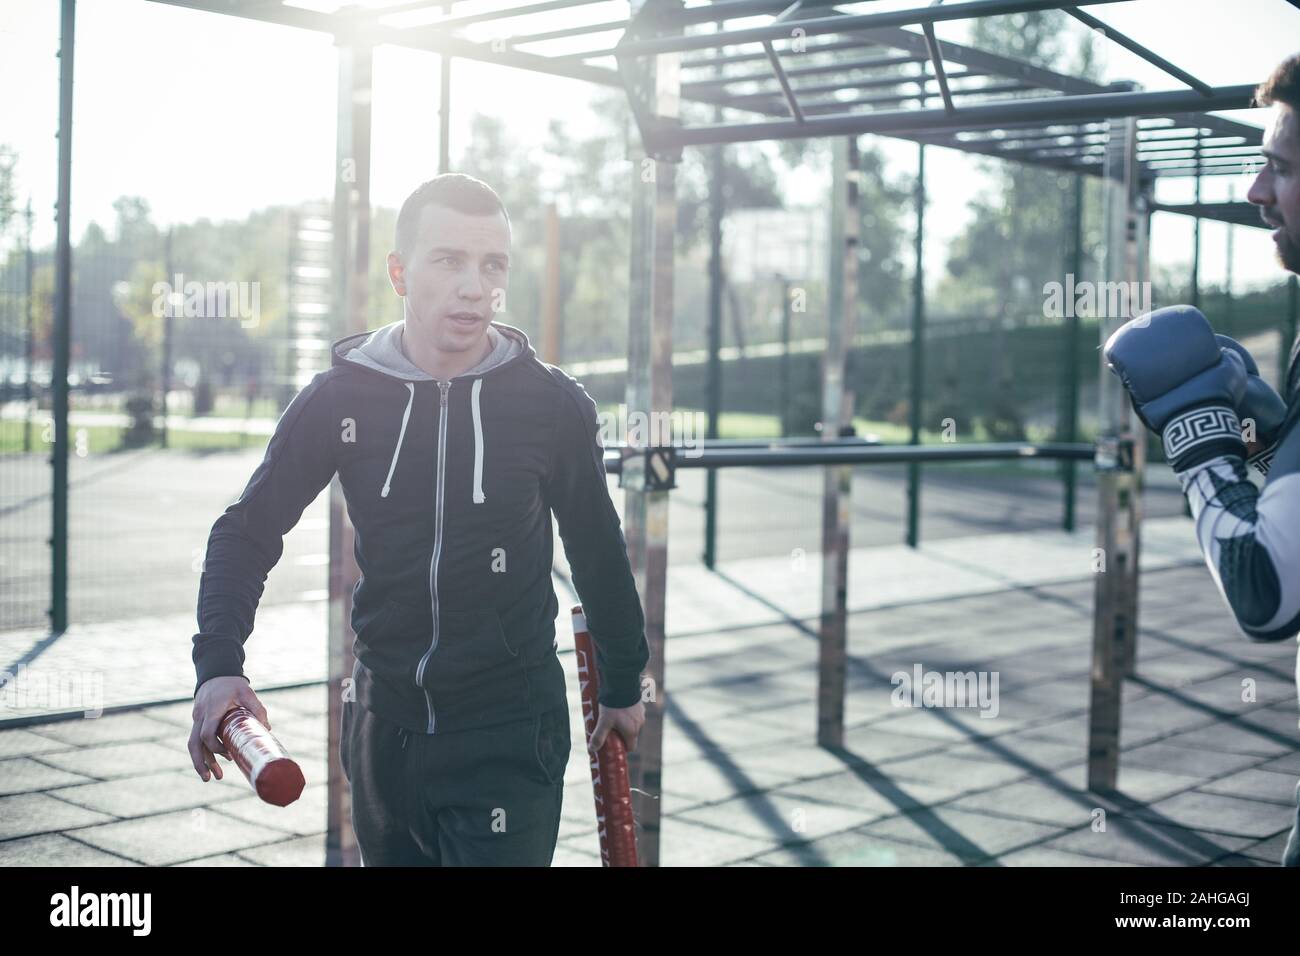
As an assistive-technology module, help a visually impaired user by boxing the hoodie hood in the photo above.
[332,319,529,381]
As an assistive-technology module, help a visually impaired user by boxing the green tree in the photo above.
[0,144,16,235]
[930,11,1105,439]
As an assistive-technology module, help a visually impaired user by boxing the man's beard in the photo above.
[1276,226,1300,275]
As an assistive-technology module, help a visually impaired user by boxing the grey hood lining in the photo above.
[339,320,526,503]
[339,320,525,382]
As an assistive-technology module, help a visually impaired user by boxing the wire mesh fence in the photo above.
[0,202,46,632]
[2,183,1297,634]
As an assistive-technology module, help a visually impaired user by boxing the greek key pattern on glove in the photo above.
[1162,405,1241,464]
[1248,446,1276,477]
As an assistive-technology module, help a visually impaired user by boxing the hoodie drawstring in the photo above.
[381,382,415,499]
[471,377,486,504]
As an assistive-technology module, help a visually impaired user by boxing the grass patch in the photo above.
[0,419,264,455]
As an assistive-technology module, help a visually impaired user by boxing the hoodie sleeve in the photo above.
[544,371,650,708]
[192,369,339,694]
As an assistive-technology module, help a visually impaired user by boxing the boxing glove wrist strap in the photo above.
[1161,404,1247,471]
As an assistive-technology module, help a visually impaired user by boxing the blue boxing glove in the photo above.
[1103,305,1248,471]
[1216,334,1288,477]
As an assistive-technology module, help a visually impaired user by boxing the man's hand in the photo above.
[1217,334,1288,476]
[589,700,645,754]
[189,675,270,782]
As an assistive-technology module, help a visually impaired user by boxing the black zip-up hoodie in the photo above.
[192,319,649,735]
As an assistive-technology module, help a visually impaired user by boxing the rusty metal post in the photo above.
[1087,107,1142,792]
[326,39,372,868]
[541,202,562,364]
[817,135,859,749]
[619,0,680,868]
[1121,181,1152,677]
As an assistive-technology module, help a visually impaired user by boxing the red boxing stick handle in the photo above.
[216,706,306,807]
[572,606,638,868]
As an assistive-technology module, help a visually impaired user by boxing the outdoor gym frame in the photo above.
[45,0,1294,865]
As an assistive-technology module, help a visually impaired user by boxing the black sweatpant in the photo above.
[340,698,571,866]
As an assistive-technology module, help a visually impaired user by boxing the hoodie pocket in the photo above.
[422,608,530,713]
[354,597,433,686]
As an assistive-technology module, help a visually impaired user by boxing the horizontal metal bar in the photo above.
[1151,165,1256,177]
[902,130,1104,176]
[505,18,629,46]
[669,0,847,28]
[789,16,1261,143]
[616,0,1128,59]
[1149,153,1263,166]
[680,44,913,74]
[757,81,1033,116]
[569,16,886,62]
[946,115,1258,148]
[683,54,927,91]
[601,440,1096,472]
[851,24,1106,96]
[380,0,606,30]
[353,0,447,17]
[1137,144,1259,158]
[1157,110,1264,143]
[144,0,625,87]
[1137,131,1250,145]
[990,139,1259,162]
[652,84,1258,148]
[722,69,984,105]
[952,127,1250,154]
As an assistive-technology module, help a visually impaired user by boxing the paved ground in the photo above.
[1,522,1297,866]
[0,513,1211,720]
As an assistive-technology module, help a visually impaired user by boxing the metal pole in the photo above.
[906,140,925,548]
[1087,107,1142,792]
[779,276,791,437]
[622,0,679,866]
[541,202,561,363]
[703,94,724,570]
[439,2,451,173]
[1121,182,1152,678]
[326,40,372,869]
[1224,183,1235,337]
[161,228,173,449]
[51,0,75,636]
[1191,133,1201,309]
[818,134,859,749]
[1061,173,1083,532]
[23,197,34,454]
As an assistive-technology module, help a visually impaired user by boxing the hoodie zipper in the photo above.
[414,379,451,734]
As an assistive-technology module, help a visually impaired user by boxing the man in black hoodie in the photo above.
[187,174,650,866]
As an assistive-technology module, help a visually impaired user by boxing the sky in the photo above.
[2,0,1299,291]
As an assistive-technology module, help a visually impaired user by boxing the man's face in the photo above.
[387,203,511,353]
[1247,102,1300,274]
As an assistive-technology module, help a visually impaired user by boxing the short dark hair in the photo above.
[1255,53,1300,111]
[394,174,511,259]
